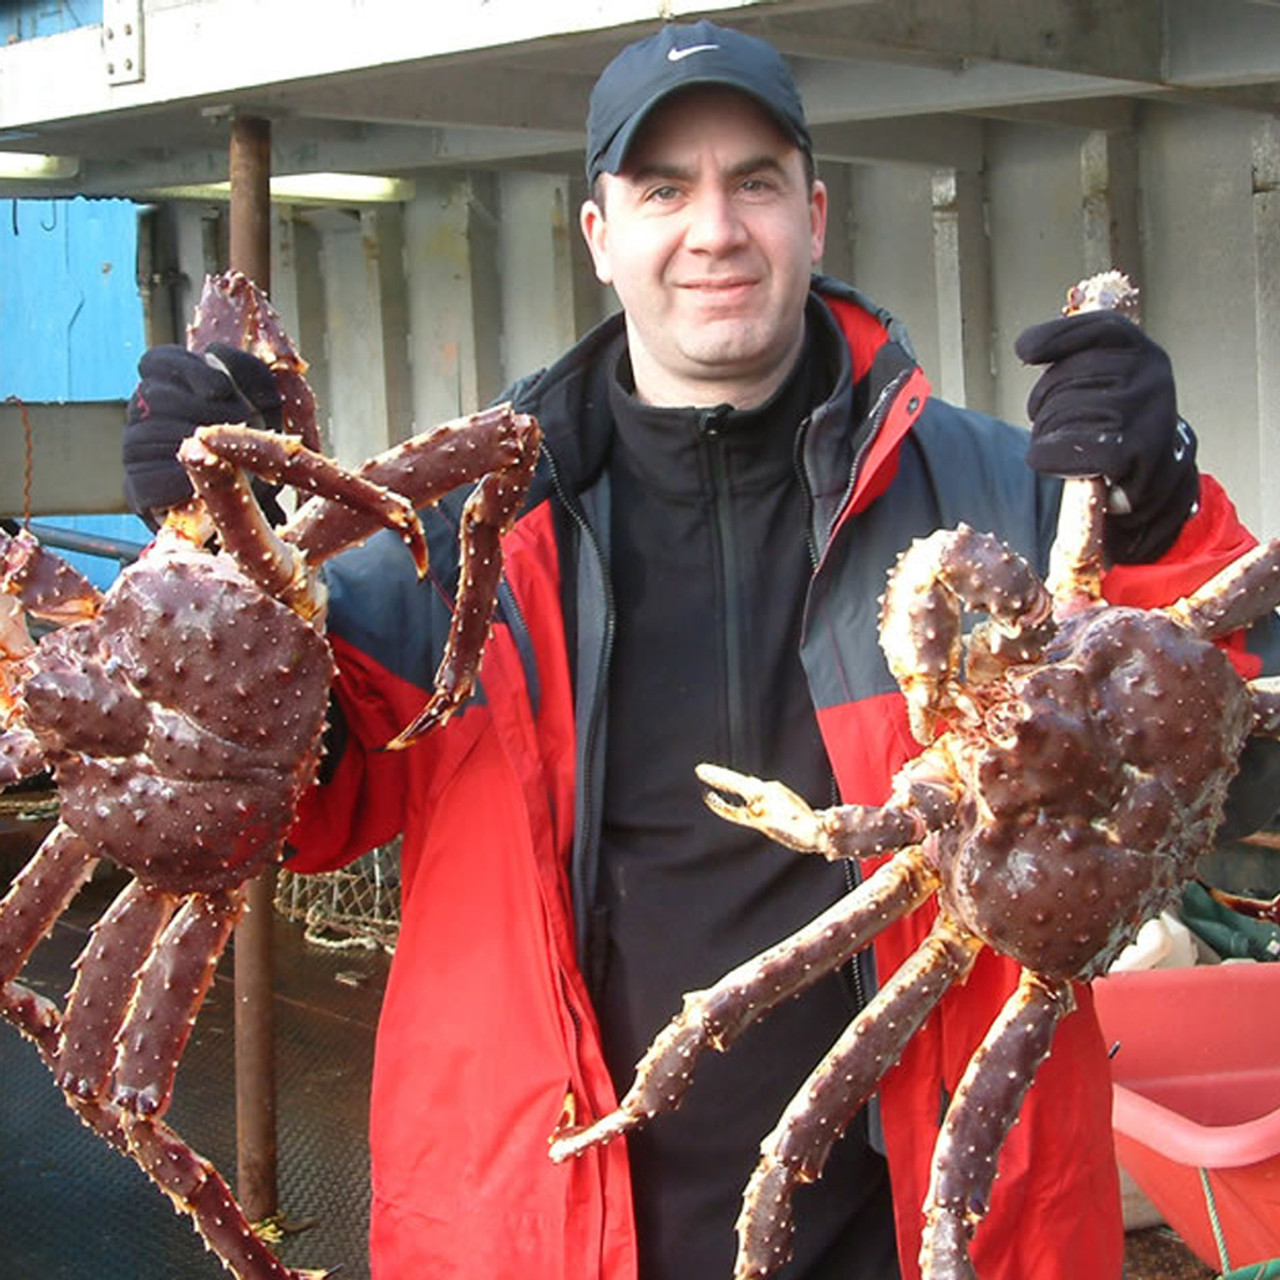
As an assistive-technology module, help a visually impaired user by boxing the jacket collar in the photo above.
[512,275,930,531]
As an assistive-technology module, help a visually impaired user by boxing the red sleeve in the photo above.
[284,635,414,874]
[1103,473,1263,678]
[1103,473,1255,606]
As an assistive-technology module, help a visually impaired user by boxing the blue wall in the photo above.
[0,1,102,42]
[1,197,145,400]
[2,196,150,583]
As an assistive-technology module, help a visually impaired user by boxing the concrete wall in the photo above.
[149,95,1280,540]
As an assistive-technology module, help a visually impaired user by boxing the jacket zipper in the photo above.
[698,406,749,762]
[793,372,913,1017]
[542,443,615,983]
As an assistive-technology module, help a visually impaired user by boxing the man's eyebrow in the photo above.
[727,154,790,180]
[624,153,792,186]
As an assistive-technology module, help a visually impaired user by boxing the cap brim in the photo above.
[589,78,809,186]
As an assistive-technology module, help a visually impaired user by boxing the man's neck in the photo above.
[627,322,808,412]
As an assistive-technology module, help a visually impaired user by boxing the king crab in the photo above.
[549,275,1280,1279]
[0,272,540,1278]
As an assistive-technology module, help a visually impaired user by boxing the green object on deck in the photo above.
[1220,1261,1280,1279]
[1181,882,1280,962]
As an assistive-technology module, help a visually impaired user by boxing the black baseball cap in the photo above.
[585,20,813,188]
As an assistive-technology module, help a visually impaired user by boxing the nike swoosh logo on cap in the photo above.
[667,43,720,62]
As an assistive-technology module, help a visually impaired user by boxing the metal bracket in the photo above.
[103,0,144,86]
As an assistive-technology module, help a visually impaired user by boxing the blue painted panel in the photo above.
[39,512,151,588]
[0,1,102,42]
[3,196,148,583]
[0,196,144,400]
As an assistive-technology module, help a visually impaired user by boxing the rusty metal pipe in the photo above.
[228,112,279,1225]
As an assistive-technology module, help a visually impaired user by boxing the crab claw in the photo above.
[695,764,832,854]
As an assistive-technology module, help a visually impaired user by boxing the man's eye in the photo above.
[646,184,682,203]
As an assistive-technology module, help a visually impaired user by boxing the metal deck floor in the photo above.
[0,865,389,1280]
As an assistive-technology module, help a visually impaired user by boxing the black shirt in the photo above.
[595,326,900,1280]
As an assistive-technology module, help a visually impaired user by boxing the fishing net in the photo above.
[274,840,401,953]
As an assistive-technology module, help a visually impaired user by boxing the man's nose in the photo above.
[683,188,749,253]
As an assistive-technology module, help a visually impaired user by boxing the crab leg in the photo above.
[735,919,983,1280]
[1,525,103,624]
[1,590,35,721]
[1167,535,1280,641]
[1203,883,1280,925]
[880,526,1054,743]
[284,403,542,744]
[1045,476,1107,613]
[186,270,321,452]
[920,970,1074,1280]
[283,404,539,567]
[56,879,176,1097]
[0,823,97,989]
[387,409,542,745]
[1256,677,1280,735]
[111,885,247,1116]
[697,756,962,860]
[9,972,322,1279]
[0,826,97,1071]
[179,425,430,620]
[2,526,103,723]
[123,1113,328,1279]
[549,847,940,1163]
[0,724,45,778]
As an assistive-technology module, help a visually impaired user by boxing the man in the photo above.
[124,21,1280,1280]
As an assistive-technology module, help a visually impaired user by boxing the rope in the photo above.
[1198,1165,1232,1274]
[4,395,33,526]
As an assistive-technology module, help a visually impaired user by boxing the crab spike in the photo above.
[920,971,1074,1280]
[56,879,176,1098]
[734,919,983,1280]
[550,847,940,1165]
[111,886,246,1117]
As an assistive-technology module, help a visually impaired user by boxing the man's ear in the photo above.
[580,197,614,286]
[809,178,829,266]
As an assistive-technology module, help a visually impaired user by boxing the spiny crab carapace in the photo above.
[0,272,540,1278]
[549,275,1280,1279]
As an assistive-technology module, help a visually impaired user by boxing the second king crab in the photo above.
[0,272,540,1277]
[550,276,1280,1278]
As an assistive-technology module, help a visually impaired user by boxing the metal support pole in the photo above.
[930,167,994,416]
[228,112,280,1225]
[1253,118,1280,542]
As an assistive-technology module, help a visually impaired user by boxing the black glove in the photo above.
[123,343,284,528]
[1015,311,1199,563]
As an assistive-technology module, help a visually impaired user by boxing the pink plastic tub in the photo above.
[1092,963,1280,1271]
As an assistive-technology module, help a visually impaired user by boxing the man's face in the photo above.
[581,87,827,408]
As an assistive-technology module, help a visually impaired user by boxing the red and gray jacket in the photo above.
[288,276,1278,1280]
